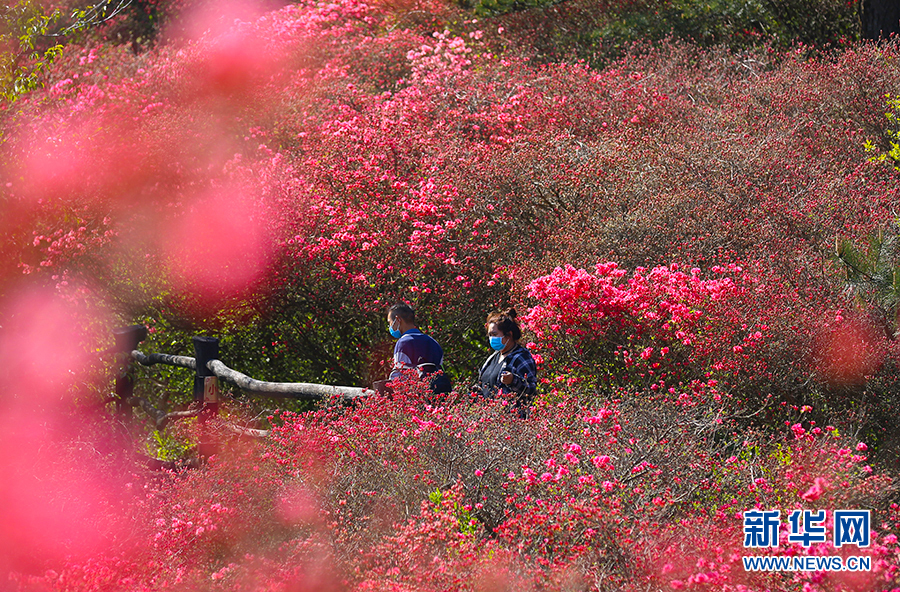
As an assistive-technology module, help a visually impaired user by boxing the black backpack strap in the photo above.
[417,362,439,377]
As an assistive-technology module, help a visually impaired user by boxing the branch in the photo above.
[127,397,204,430]
[51,0,135,37]
[127,396,169,430]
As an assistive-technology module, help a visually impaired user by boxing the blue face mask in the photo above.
[489,335,505,351]
[389,320,402,339]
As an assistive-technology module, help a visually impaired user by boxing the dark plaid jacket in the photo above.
[479,344,537,398]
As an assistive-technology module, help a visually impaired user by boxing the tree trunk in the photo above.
[862,0,900,40]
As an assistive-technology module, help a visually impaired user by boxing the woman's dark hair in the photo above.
[486,308,521,341]
[389,302,416,323]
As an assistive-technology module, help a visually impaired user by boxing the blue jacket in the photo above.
[391,328,444,380]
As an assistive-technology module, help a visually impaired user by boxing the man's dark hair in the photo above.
[389,302,416,323]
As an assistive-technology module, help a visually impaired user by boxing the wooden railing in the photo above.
[112,325,373,457]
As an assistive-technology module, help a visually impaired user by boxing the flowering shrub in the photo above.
[522,260,900,404]
[6,380,899,591]
[522,262,765,396]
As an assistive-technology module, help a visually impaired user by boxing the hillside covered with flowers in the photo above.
[2,0,900,589]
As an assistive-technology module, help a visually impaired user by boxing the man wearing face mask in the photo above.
[386,303,451,394]
[476,308,538,417]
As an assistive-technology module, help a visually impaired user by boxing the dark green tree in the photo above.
[862,0,900,40]
[835,223,900,340]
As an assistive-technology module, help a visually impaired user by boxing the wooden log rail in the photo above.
[206,360,369,400]
[111,325,374,456]
[130,350,196,370]
[129,351,370,400]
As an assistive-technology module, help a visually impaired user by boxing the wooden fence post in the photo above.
[193,336,220,458]
[113,325,148,420]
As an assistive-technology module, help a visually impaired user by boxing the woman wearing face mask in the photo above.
[476,308,537,417]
